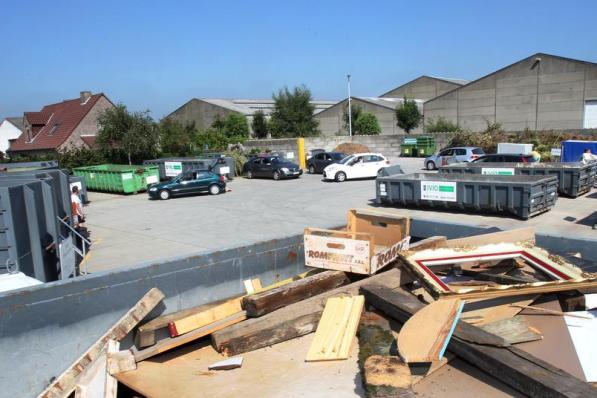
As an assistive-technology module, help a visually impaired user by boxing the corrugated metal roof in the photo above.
[428,76,470,85]
[198,98,336,116]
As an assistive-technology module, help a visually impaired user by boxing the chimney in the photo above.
[80,91,92,104]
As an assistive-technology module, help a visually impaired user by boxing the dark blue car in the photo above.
[148,170,226,200]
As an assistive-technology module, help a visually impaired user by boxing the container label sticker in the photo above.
[551,148,562,156]
[379,183,387,196]
[218,166,230,175]
[146,175,158,184]
[404,138,417,145]
[421,181,457,202]
[481,167,515,176]
[69,182,82,191]
[286,152,295,159]
[122,173,133,180]
[304,235,370,273]
[165,161,183,177]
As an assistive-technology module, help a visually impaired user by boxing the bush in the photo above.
[269,85,319,137]
[251,111,268,139]
[425,117,461,133]
[224,150,248,176]
[354,113,381,135]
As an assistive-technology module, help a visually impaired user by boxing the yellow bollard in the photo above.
[297,137,306,169]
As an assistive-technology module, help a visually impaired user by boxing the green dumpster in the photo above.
[73,164,160,194]
[401,136,437,157]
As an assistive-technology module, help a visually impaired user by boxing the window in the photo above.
[315,153,325,160]
[472,148,485,155]
[366,155,382,162]
[439,149,454,157]
[455,149,466,156]
[48,123,60,135]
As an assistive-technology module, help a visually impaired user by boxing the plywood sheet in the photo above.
[397,299,463,363]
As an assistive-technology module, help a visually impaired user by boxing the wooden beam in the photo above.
[107,349,137,375]
[211,268,412,357]
[133,311,247,362]
[407,236,447,252]
[38,288,165,398]
[168,297,243,337]
[445,227,535,248]
[242,270,350,317]
[361,284,596,398]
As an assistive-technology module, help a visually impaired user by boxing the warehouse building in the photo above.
[424,53,597,132]
[314,97,424,136]
[166,98,336,135]
[380,75,468,101]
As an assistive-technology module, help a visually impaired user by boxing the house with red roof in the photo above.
[9,91,114,156]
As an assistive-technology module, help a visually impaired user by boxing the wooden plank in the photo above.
[305,295,364,361]
[168,297,243,337]
[136,271,317,347]
[460,296,536,325]
[104,340,119,398]
[445,227,535,248]
[211,268,412,357]
[407,236,447,252]
[74,347,107,398]
[242,270,350,317]
[133,311,247,362]
[478,316,543,344]
[107,349,137,375]
[397,299,463,363]
[361,284,597,398]
[38,288,165,398]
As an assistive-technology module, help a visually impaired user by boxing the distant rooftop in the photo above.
[198,98,337,116]
[428,76,470,85]
[4,117,24,131]
[354,96,424,110]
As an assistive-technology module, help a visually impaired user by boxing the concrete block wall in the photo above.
[243,134,452,159]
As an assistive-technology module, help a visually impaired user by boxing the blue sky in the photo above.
[2,0,597,120]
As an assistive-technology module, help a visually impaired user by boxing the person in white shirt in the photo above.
[71,186,84,226]
[581,148,597,164]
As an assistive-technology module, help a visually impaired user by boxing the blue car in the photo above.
[148,170,226,200]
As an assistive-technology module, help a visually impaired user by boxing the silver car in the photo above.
[424,147,485,170]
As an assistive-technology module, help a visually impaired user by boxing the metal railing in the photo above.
[57,217,91,274]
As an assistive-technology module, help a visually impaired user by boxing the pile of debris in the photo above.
[38,210,597,398]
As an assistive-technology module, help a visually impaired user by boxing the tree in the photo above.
[211,113,249,138]
[342,103,362,135]
[425,117,461,133]
[251,110,269,138]
[269,85,319,137]
[159,118,195,156]
[395,97,422,134]
[96,104,159,164]
[354,113,381,135]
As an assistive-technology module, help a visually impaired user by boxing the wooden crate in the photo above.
[304,209,410,275]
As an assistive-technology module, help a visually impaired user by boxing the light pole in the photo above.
[347,74,352,137]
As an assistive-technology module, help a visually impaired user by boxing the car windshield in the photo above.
[472,148,485,155]
[330,153,346,160]
[338,155,355,164]
[271,157,284,163]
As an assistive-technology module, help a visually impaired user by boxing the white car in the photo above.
[323,153,390,182]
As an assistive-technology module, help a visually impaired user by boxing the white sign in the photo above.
[481,167,515,176]
[69,181,82,191]
[379,182,387,196]
[59,236,76,279]
[421,181,457,202]
[218,166,230,175]
[551,148,562,157]
[286,152,295,159]
[146,175,159,184]
[122,173,133,180]
[165,161,183,177]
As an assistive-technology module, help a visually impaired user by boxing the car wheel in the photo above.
[159,190,170,200]
[308,165,315,174]
[209,184,221,195]
[273,171,281,180]
[335,171,347,182]
[426,161,436,171]
[246,170,253,179]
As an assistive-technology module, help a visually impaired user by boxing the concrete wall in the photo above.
[243,134,451,159]
[168,99,237,131]
[424,54,597,132]
[381,76,462,101]
[60,95,114,150]
[314,98,423,136]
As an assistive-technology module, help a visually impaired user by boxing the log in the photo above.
[361,284,596,398]
[242,270,350,317]
[211,268,412,356]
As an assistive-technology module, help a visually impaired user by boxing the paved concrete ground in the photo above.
[82,158,596,273]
